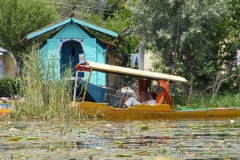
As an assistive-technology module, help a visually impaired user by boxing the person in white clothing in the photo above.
[124,91,157,108]
[123,91,147,108]
[147,92,157,105]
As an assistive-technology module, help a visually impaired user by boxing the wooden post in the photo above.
[73,71,79,105]
[82,68,93,102]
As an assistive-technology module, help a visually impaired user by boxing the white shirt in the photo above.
[148,100,156,105]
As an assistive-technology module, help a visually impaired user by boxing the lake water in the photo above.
[0,117,240,159]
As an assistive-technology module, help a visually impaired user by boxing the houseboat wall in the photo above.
[39,23,107,86]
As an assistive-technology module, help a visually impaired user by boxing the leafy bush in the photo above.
[175,93,240,109]
[0,78,18,97]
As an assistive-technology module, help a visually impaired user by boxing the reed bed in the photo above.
[10,49,77,120]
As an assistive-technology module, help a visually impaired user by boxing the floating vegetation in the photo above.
[115,153,132,157]
[7,137,19,141]
[0,118,240,159]
[25,137,40,140]
[141,125,150,130]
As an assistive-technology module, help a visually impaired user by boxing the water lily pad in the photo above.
[115,153,132,157]
[0,134,11,137]
[7,137,19,141]
[134,150,147,155]
[11,155,31,159]
[49,145,57,151]
[113,141,126,144]
[118,144,124,149]
[141,126,149,130]
[13,124,26,130]
[26,137,40,140]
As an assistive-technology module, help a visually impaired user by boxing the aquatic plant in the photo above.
[1,119,240,159]
[10,48,76,120]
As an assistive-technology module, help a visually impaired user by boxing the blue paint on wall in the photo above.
[53,23,88,39]
[33,18,121,103]
[39,23,106,86]
[81,80,106,102]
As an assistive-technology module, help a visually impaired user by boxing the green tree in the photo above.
[211,0,240,96]
[0,0,59,57]
[50,0,104,18]
[126,0,240,99]
[53,0,139,57]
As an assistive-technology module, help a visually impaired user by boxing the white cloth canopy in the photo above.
[87,61,187,82]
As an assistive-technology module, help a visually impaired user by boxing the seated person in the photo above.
[118,91,146,108]
[118,93,131,108]
[123,91,147,107]
[118,86,137,108]
[147,92,157,105]
[123,91,157,108]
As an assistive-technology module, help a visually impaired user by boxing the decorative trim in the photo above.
[60,39,84,49]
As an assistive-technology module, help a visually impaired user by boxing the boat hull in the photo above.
[2,101,240,119]
[0,102,13,115]
[71,102,240,120]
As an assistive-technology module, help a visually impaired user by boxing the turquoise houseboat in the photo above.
[20,13,123,103]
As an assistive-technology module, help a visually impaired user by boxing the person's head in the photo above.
[139,91,147,99]
[149,92,157,100]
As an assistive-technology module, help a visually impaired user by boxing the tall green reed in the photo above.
[11,48,76,120]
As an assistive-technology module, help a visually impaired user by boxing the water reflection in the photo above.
[0,118,240,159]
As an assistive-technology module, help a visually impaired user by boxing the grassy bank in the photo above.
[173,93,240,109]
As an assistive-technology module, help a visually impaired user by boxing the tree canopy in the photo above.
[52,0,140,58]
[126,0,240,96]
[0,0,59,56]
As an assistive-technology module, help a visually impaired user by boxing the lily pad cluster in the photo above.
[0,118,239,159]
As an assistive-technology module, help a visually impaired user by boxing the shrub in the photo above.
[0,78,18,97]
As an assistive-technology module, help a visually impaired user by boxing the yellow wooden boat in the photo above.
[71,101,240,120]
[71,62,240,120]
